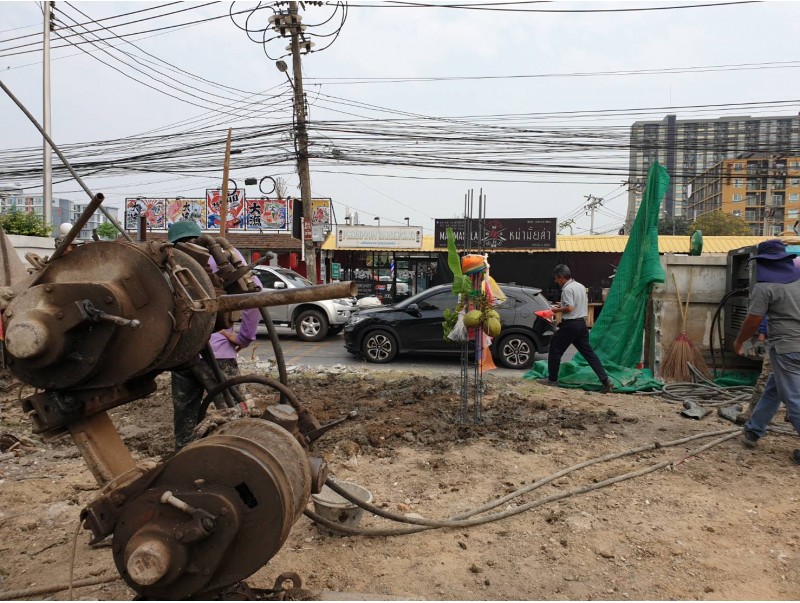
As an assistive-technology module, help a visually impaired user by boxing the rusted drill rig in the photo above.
[0,213,356,599]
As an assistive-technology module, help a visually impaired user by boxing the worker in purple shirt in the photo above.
[168,221,262,448]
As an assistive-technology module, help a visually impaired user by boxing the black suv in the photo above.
[343,284,554,369]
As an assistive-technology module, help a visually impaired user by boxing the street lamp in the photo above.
[373,216,380,226]
[404,217,410,226]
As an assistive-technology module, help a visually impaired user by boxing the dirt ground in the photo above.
[0,362,798,601]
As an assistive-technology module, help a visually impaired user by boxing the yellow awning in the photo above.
[321,234,770,254]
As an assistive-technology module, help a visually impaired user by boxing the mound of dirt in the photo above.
[0,369,797,600]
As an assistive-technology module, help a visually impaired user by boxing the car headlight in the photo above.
[347,315,368,326]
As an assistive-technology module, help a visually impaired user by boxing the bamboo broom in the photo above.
[661,270,713,382]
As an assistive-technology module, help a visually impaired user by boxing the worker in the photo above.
[55,222,77,254]
[537,264,613,394]
[733,239,800,464]
[167,220,261,448]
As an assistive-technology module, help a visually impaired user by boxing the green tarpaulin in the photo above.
[524,162,670,392]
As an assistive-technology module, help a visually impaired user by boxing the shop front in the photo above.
[321,226,443,303]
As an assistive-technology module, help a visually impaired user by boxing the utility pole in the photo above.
[287,1,316,283]
[584,194,604,235]
[219,128,233,238]
[558,218,575,235]
[762,157,773,237]
[43,1,54,229]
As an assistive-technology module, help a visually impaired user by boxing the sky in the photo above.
[2,0,800,236]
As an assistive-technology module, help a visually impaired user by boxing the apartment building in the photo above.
[626,115,800,229]
[0,185,117,239]
[688,155,800,236]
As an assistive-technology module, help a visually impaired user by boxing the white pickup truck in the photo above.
[252,266,357,341]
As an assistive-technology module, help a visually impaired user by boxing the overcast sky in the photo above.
[2,0,799,235]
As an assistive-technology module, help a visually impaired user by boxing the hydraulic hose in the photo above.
[308,428,740,536]
[196,374,307,424]
[259,306,289,404]
[202,343,241,407]
[709,288,747,374]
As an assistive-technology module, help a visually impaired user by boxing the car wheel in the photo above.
[361,329,398,363]
[295,309,328,342]
[496,333,536,369]
[328,326,344,336]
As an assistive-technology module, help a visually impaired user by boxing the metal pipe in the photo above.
[216,281,356,313]
[50,193,104,261]
[0,79,131,241]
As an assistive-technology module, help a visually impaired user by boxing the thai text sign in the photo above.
[434,218,557,249]
[335,226,423,249]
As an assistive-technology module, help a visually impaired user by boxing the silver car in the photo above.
[252,266,356,341]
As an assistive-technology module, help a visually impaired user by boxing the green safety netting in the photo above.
[524,161,670,392]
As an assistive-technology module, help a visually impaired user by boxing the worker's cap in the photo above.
[751,239,800,284]
[168,220,202,244]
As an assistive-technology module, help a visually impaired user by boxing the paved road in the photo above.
[247,326,569,377]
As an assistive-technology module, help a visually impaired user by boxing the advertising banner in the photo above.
[206,189,246,230]
[336,226,423,249]
[244,198,288,230]
[311,199,331,225]
[433,218,557,249]
[125,198,165,230]
[165,198,206,229]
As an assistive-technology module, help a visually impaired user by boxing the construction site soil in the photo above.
[0,365,798,601]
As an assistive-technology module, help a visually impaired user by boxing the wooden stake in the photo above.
[219,128,233,237]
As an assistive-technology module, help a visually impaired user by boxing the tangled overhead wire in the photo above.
[228,1,347,61]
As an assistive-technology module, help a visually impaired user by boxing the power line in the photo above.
[337,0,759,13]
[304,58,800,85]
[0,1,183,45]
[0,3,275,57]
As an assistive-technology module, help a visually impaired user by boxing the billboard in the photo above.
[165,198,206,229]
[434,218,557,249]
[124,191,299,233]
[206,189,246,230]
[125,198,165,230]
[244,198,288,230]
[336,226,423,249]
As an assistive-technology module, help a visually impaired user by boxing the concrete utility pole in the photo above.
[558,218,574,235]
[43,1,54,229]
[287,1,316,283]
[584,195,604,235]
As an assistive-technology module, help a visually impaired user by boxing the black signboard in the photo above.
[434,218,557,249]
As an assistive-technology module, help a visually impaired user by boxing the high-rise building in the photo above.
[71,203,118,240]
[626,115,800,229]
[0,194,72,231]
[688,155,800,236]
[0,190,118,240]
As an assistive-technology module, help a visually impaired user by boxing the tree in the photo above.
[689,210,752,236]
[0,210,52,237]
[658,216,690,236]
[96,221,119,240]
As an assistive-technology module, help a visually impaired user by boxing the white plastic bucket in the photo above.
[311,481,372,537]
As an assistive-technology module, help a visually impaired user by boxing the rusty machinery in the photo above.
[0,80,357,599]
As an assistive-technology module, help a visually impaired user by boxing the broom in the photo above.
[660,270,713,382]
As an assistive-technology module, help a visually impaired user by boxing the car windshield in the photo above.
[270,269,312,287]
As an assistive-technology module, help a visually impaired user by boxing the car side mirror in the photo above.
[273,281,287,289]
[407,303,421,317]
